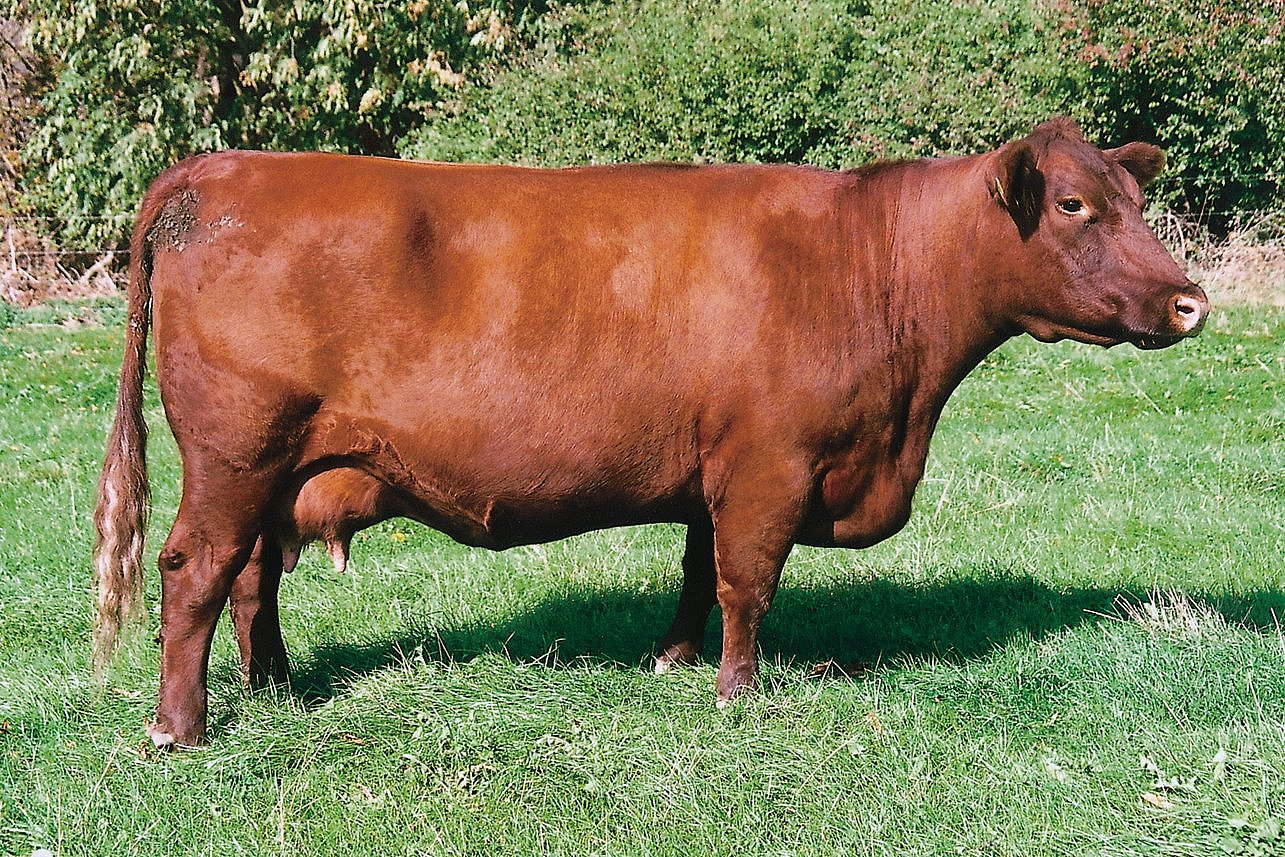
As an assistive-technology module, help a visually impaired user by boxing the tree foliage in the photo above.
[14,0,1285,253]
[17,0,525,248]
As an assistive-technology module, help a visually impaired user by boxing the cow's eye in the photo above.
[1056,197,1085,215]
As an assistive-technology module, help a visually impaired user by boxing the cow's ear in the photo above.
[1105,142,1165,188]
[989,140,1043,240]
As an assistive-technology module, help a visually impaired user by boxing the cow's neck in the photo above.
[845,154,1014,450]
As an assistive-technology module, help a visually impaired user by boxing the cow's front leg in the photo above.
[708,464,809,705]
[654,518,715,673]
[229,534,290,690]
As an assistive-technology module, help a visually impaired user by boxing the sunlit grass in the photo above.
[1,299,1282,855]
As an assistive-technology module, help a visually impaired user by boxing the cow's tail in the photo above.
[91,175,173,673]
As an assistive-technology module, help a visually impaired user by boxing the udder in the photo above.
[272,468,402,573]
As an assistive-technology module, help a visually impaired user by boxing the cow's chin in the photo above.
[1018,316,1127,348]
[1019,315,1188,351]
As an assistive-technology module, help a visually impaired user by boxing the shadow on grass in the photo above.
[282,569,1274,706]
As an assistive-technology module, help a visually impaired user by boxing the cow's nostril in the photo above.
[1173,294,1206,333]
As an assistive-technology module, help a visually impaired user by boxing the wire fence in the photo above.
[2,172,1283,262]
[4,217,1282,308]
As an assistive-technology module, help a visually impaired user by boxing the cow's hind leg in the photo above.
[229,535,290,690]
[654,519,715,673]
[149,472,277,748]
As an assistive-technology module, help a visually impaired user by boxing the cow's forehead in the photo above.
[1041,139,1131,198]
[1042,137,1109,176]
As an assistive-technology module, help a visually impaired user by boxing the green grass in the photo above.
[1,298,1282,856]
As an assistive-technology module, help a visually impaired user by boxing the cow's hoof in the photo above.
[147,720,204,749]
[653,640,701,674]
[246,658,291,692]
[146,723,177,750]
[652,650,698,675]
[715,664,758,705]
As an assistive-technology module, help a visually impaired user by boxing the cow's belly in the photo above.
[325,471,696,551]
[425,490,695,549]
[295,399,702,550]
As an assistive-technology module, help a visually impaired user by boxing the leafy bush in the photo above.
[406,0,1070,167]
[813,0,1067,166]
[407,0,1285,218]
[1049,0,1285,216]
[14,0,1285,256]
[17,0,527,250]
[407,0,865,165]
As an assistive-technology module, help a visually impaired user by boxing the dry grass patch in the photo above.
[1094,588,1230,641]
[1,226,123,306]
[1154,211,1285,307]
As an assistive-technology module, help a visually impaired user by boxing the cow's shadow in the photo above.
[272,569,1285,707]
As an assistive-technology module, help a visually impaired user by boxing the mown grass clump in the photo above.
[1,300,1282,854]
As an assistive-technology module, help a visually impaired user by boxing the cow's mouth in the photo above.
[1130,333,1183,350]
[1022,316,1192,351]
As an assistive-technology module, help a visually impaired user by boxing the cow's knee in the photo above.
[153,519,260,747]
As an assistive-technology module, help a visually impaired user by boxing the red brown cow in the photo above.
[92,118,1208,747]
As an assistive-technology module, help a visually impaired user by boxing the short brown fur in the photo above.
[92,120,1208,746]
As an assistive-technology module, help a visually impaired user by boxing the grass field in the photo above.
[0,297,1282,856]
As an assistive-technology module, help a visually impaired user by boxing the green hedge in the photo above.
[16,0,533,249]
[408,0,864,166]
[407,0,1285,217]
[16,0,1285,252]
[1054,0,1285,217]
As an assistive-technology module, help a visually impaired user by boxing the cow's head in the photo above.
[988,118,1208,349]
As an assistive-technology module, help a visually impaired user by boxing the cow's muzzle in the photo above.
[1133,284,1209,349]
